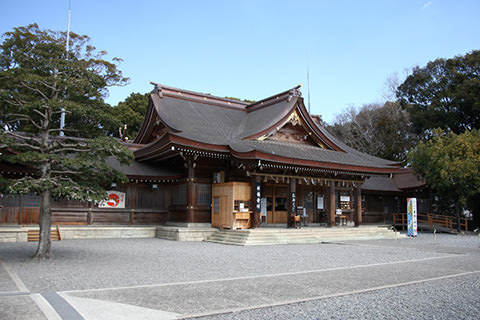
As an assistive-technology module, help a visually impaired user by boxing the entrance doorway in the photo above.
[263,184,288,224]
[302,186,328,224]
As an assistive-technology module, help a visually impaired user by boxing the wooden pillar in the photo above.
[288,178,297,228]
[355,186,362,227]
[329,182,336,227]
[87,200,93,225]
[186,159,196,223]
[251,176,261,228]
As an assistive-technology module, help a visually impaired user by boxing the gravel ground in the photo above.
[1,231,479,319]
[0,233,460,293]
[192,272,480,320]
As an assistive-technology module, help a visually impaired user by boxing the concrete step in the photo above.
[27,228,61,242]
[205,226,398,246]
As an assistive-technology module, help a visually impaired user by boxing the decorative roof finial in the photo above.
[150,81,162,96]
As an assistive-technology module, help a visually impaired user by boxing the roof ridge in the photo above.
[150,82,249,108]
[245,85,302,111]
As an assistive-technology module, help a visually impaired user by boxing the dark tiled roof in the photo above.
[393,168,426,189]
[240,99,297,138]
[152,92,298,145]
[362,168,426,192]
[230,140,396,169]
[153,95,245,145]
[106,157,181,178]
[362,176,402,192]
[137,84,400,173]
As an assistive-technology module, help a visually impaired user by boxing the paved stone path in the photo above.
[1,233,479,319]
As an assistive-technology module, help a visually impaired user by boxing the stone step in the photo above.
[27,228,61,242]
[205,226,398,246]
[209,232,393,242]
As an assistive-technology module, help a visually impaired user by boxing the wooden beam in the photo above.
[355,186,362,227]
[186,158,196,223]
[251,176,261,228]
[288,178,297,228]
[329,182,336,227]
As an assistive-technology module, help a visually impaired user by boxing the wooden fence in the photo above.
[392,212,469,233]
[0,207,168,225]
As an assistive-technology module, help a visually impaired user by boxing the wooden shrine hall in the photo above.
[131,83,401,229]
[0,83,405,229]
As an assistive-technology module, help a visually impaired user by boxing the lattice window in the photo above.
[173,184,186,205]
[196,184,211,205]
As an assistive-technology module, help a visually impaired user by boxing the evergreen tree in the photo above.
[0,24,133,259]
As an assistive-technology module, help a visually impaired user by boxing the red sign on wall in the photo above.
[99,191,125,208]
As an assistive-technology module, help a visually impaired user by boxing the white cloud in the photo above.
[422,1,433,9]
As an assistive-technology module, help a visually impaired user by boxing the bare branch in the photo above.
[47,127,76,134]
[56,140,88,148]
[6,113,43,130]
[51,147,91,154]
[32,108,47,119]
[38,79,58,91]
[51,170,81,175]
[5,131,35,142]
[20,81,50,101]
[3,97,26,107]
[12,142,42,152]
[51,109,72,116]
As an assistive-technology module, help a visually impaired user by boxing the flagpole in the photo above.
[60,0,71,136]
[307,58,311,114]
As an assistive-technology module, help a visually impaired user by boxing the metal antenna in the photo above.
[66,0,71,52]
[307,58,311,114]
[60,0,71,136]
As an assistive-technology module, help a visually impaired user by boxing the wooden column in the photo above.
[328,182,336,227]
[87,201,93,225]
[251,176,261,228]
[186,158,196,223]
[288,178,297,228]
[355,186,362,227]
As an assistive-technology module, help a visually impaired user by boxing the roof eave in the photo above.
[230,149,400,175]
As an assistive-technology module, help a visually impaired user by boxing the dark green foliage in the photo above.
[397,50,480,137]
[0,23,132,200]
[0,24,133,258]
[114,92,149,139]
[408,129,480,226]
[0,24,129,137]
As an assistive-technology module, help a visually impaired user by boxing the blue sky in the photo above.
[1,0,479,124]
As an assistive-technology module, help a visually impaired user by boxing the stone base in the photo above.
[205,225,404,245]
[0,226,158,242]
[60,226,157,239]
[0,227,28,242]
[156,226,217,241]
[165,222,212,228]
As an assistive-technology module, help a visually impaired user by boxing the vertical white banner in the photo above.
[407,197,417,237]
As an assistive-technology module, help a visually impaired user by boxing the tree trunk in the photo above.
[456,203,462,233]
[33,189,52,259]
[468,194,480,230]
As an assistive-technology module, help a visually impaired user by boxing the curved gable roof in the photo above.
[133,83,400,174]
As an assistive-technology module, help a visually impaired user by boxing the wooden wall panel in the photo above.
[0,207,20,224]
[133,210,168,225]
[91,210,130,225]
[52,209,88,225]
[20,208,39,224]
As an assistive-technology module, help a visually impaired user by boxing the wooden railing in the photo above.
[0,207,168,225]
[392,212,469,233]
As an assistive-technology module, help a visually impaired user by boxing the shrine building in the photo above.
[2,83,421,229]
[130,83,400,228]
